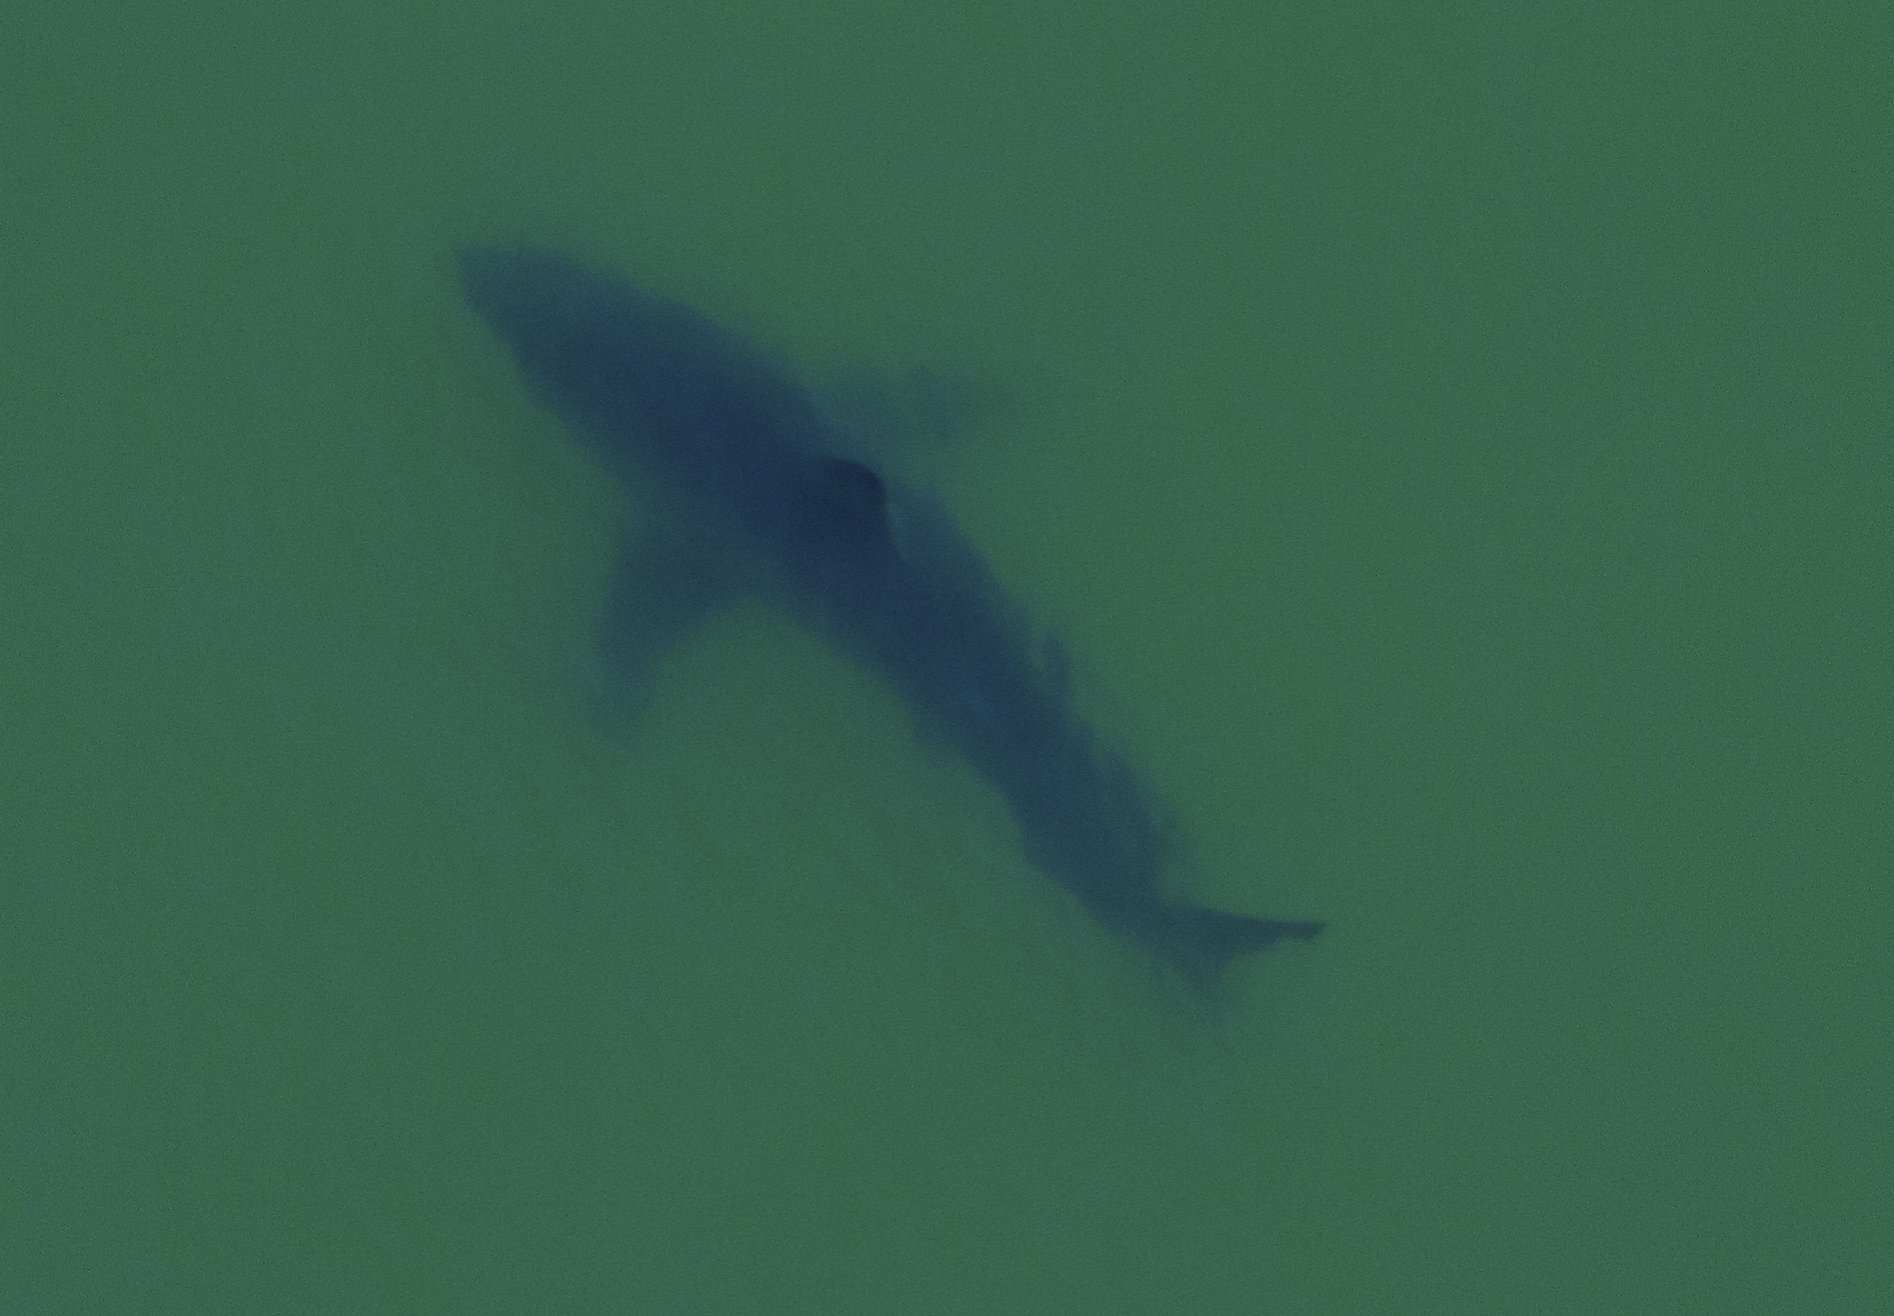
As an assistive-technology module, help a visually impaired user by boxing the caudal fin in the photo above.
[1159,904,1323,989]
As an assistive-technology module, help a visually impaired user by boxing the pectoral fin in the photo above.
[819,363,1006,449]
[592,525,746,728]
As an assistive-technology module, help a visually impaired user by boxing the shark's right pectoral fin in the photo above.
[591,525,747,729]
[818,363,1008,450]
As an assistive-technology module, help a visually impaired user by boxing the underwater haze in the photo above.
[2,2,1888,1312]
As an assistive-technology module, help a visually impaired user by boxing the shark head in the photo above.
[459,245,685,452]
[459,245,619,382]
[459,245,819,487]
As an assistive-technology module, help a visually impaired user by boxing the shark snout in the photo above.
[458,244,611,366]
[456,244,534,320]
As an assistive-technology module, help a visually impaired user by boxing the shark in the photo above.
[459,245,1322,987]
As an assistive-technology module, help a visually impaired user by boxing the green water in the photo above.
[3,3,1887,1312]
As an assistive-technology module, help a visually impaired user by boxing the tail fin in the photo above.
[1159,904,1323,990]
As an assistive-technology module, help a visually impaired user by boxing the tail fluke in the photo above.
[1158,904,1323,990]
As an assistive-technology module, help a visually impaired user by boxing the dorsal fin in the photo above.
[803,456,898,552]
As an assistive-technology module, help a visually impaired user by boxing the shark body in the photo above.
[460,246,1321,986]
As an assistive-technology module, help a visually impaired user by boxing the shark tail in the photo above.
[1157,904,1323,990]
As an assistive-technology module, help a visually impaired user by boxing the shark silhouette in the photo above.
[460,246,1321,987]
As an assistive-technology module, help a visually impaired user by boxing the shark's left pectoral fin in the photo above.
[591,525,746,729]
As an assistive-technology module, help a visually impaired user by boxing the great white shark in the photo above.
[459,245,1321,987]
